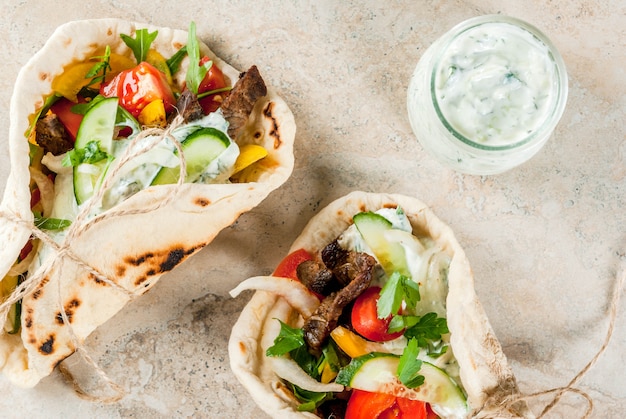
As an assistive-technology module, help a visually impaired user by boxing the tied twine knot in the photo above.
[0,115,188,402]
[476,266,625,419]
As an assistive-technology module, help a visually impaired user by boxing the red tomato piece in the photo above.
[100,62,175,118]
[345,390,397,419]
[351,286,405,342]
[272,248,313,281]
[197,56,228,114]
[346,390,428,419]
[50,97,84,141]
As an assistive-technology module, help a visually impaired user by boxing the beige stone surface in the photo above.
[0,0,624,417]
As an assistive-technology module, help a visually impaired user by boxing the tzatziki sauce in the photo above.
[407,15,568,175]
[434,22,557,147]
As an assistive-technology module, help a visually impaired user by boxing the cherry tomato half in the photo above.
[345,390,428,419]
[273,248,313,281]
[100,62,176,118]
[197,56,228,114]
[351,286,404,342]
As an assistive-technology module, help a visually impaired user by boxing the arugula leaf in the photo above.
[185,21,211,95]
[166,46,188,75]
[403,312,449,348]
[266,319,306,357]
[397,338,424,388]
[33,213,71,230]
[291,384,334,412]
[62,140,111,167]
[377,272,420,319]
[86,45,112,87]
[121,28,158,64]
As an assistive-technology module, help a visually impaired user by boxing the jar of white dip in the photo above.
[407,15,568,175]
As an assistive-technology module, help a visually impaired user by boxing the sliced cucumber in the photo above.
[353,212,410,276]
[151,127,231,185]
[337,352,468,417]
[73,97,119,204]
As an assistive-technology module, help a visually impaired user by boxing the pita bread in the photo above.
[229,191,530,418]
[0,18,295,387]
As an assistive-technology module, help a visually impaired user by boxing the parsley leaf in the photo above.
[402,312,449,348]
[266,319,306,357]
[397,338,424,388]
[33,213,72,230]
[377,272,420,319]
[121,28,158,64]
[62,140,111,167]
[185,21,211,95]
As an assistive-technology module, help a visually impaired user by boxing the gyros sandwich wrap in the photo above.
[229,191,530,418]
[0,19,295,387]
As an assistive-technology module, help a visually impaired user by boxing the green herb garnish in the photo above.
[62,140,111,167]
[166,45,188,75]
[185,21,211,95]
[377,271,420,319]
[401,312,449,348]
[86,45,112,87]
[397,338,424,388]
[33,213,72,230]
[121,28,158,64]
[291,384,335,412]
[266,319,306,357]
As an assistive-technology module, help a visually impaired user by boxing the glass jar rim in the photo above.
[430,15,569,152]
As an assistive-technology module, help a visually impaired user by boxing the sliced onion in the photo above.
[28,166,54,217]
[230,276,320,318]
[269,356,344,393]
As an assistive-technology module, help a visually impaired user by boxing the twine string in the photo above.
[478,266,625,419]
[0,116,189,401]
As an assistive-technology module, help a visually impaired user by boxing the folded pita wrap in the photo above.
[229,191,530,418]
[0,19,295,387]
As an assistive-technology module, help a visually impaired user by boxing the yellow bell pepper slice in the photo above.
[107,53,136,81]
[51,62,96,102]
[138,99,167,128]
[232,144,268,175]
[330,326,391,358]
[51,53,136,102]
[320,361,338,384]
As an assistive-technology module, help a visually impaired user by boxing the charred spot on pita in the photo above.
[194,197,211,207]
[39,335,56,355]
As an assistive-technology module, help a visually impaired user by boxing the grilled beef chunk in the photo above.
[173,88,204,123]
[35,114,74,155]
[220,65,267,139]
[302,251,376,352]
[296,260,337,295]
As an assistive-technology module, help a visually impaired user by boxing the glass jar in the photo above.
[407,15,568,175]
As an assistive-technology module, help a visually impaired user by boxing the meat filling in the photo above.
[35,114,74,155]
[220,65,267,139]
[299,241,377,352]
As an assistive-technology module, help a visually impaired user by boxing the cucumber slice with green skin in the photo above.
[353,212,411,276]
[73,97,119,205]
[151,127,231,185]
[336,352,468,417]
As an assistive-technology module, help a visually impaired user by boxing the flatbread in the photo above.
[0,19,296,387]
[229,191,530,418]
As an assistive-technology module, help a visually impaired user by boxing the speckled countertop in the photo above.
[0,1,624,418]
